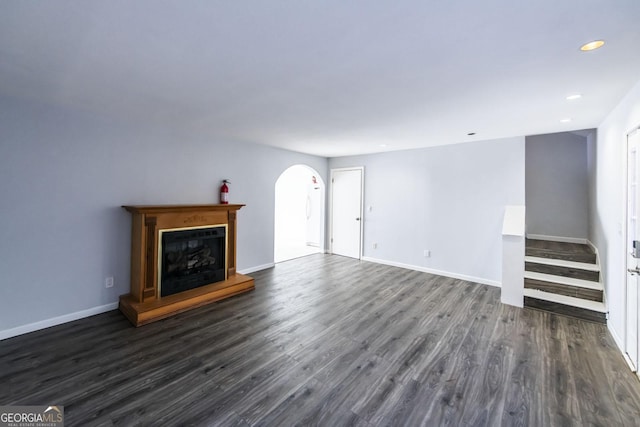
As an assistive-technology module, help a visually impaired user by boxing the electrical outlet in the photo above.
[105,277,114,288]
[373,243,378,249]
[423,250,430,257]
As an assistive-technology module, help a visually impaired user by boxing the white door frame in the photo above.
[329,167,364,259]
[625,126,640,375]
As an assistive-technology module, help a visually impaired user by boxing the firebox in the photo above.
[158,225,227,297]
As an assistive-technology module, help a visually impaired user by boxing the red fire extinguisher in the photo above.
[220,179,230,204]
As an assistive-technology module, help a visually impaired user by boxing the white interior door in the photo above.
[626,128,640,373]
[331,168,363,259]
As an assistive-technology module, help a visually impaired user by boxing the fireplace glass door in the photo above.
[159,226,227,297]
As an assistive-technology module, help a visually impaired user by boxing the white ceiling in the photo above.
[1,1,639,157]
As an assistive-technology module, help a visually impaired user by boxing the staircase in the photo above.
[523,238,606,323]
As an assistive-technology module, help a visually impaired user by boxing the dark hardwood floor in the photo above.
[1,254,639,426]
[525,239,597,264]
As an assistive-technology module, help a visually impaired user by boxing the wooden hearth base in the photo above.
[120,204,253,327]
[119,274,255,326]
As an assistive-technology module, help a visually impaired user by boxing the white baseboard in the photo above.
[526,234,588,244]
[361,256,501,288]
[0,302,119,341]
[609,322,637,372]
[586,239,607,308]
[239,263,275,274]
[1,262,277,342]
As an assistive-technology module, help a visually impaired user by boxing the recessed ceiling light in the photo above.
[560,118,572,123]
[379,144,387,147]
[467,132,476,136]
[580,40,605,51]
[566,94,582,100]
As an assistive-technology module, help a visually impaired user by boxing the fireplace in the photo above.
[159,225,227,297]
[119,204,255,326]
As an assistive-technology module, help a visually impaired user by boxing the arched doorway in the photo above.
[274,165,325,263]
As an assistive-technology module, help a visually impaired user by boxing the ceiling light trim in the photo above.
[580,40,605,51]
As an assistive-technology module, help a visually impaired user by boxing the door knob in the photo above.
[628,267,640,275]
[355,217,361,221]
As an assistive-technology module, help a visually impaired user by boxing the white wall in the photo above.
[329,137,525,285]
[526,132,589,240]
[0,96,327,334]
[587,131,597,249]
[593,78,640,349]
[274,165,324,262]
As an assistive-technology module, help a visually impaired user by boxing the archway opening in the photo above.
[274,165,325,263]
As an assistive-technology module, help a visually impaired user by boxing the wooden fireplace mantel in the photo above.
[119,204,255,326]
